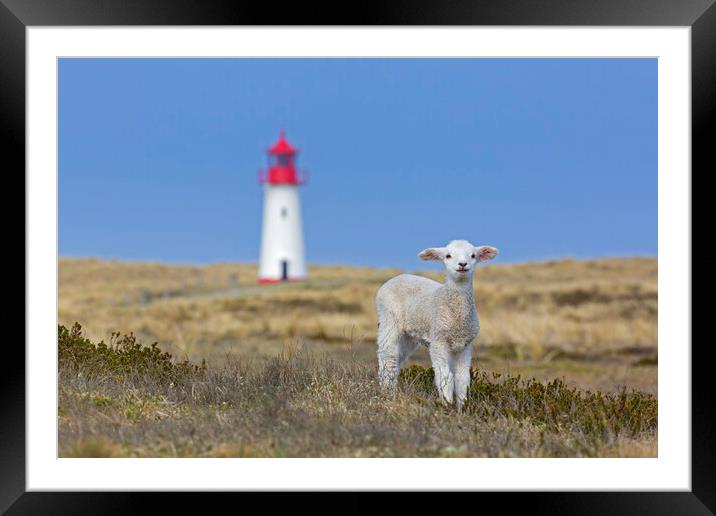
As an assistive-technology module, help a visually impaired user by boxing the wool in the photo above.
[375,240,498,408]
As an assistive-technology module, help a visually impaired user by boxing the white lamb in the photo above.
[375,240,499,408]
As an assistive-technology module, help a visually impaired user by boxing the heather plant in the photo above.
[400,365,657,442]
[59,322,205,384]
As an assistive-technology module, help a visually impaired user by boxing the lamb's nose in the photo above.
[458,262,468,268]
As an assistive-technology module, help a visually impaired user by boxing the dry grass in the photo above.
[59,257,657,390]
[58,256,657,457]
[58,324,656,458]
[59,258,656,353]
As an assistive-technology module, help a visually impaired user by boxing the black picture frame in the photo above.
[6,0,711,513]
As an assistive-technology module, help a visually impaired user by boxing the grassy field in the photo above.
[58,256,658,457]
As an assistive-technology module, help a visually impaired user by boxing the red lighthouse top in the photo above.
[259,130,306,186]
[268,130,297,156]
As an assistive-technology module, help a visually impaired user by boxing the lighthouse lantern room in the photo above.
[257,131,307,284]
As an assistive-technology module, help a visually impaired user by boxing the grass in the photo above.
[58,256,657,456]
[58,257,657,367]
[59,323,657,458]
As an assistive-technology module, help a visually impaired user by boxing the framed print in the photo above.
[6,0,712,512]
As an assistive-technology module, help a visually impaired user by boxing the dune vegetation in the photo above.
[59,322,656,458]
[58,257,657,457]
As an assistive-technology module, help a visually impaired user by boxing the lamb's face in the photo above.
[418,240,499,282]
[442,240,478,277]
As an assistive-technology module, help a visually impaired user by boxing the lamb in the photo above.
[375,239,499,408]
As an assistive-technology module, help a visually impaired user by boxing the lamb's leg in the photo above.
[429,343,453,404]
[377,321,401,391]
[452,344,472,411]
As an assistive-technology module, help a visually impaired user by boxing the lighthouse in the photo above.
[257,131,307,284]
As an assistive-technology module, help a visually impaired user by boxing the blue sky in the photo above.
[59,58,657,268]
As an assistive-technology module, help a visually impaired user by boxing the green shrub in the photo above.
[399,365,657,441]
[399,364,436,392]
[58,322,205,383]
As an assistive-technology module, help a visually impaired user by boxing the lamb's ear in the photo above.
[474,245,499,262]
[418,247,447,261]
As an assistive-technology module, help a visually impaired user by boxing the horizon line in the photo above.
[58,253,658,268]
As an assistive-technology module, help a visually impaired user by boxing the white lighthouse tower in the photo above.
[257,131,307,284]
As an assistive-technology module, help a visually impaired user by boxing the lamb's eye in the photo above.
[445,254,452,259]
[471,254,476,259]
